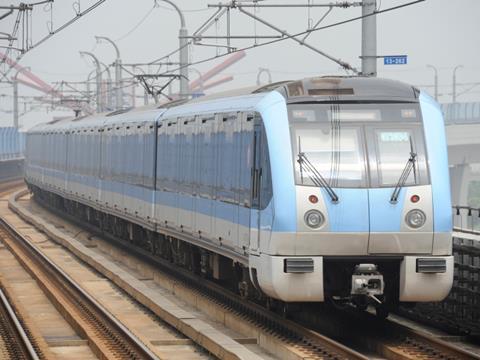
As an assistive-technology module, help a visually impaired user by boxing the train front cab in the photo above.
[250,81,453,310]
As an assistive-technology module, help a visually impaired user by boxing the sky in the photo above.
[0,0,479,129]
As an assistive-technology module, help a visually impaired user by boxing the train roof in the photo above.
[161,76,419,118]
[135,76,419,120]
[280,76,420,103]
[29,76,419,133]
[187,76,419,104]
[29,105,166,133]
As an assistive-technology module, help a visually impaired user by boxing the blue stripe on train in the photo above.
[37,169,259,229]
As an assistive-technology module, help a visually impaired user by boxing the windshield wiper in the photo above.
[390,151,417,204]
[297,152,339,203]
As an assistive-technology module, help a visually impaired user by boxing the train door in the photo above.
[95,127,103,204]
[154,121,166,225]
[104,125,114,209]
[238,113,253,253]
[177,116,196,234]
[142,122,156,221]
[194,115,216,240]
[213,113,239,250]
[237,113,253,254]
[114,124,125,212]
[249,119,262,253]
[124,123,142,218]
[164,118,179,228]
[64,130,69,194]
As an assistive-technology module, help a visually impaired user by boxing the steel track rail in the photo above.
[385,317,480,359]
[0,217,160,360]
[0,288,40,360]
[295,300,480,360]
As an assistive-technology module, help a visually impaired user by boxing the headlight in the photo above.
[405,209,426,229]
[304,210,324,229]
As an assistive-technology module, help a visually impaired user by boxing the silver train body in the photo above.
[25,77,453,309]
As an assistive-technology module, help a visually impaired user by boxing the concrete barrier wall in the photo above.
[442,102,480,124]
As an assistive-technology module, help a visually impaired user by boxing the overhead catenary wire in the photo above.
[154,3,211,13]
[148,40,193,66]
[456,83,480,97]
[150,0,425,78]
[115,4,157,42]
[0,0,106,81]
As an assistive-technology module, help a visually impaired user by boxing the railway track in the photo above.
[382,317,480,359]
[292,291,480,359]
[0,216,160,360]
[0,286,41,360]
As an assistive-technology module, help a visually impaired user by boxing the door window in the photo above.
[371,127,428,187]
[375,130,416,186]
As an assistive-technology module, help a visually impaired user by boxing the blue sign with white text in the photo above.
[384,56,408,65]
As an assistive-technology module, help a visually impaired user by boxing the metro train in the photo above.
[24,76,454,317]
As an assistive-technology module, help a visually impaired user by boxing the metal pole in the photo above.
[100,62,112,110]
[159,0,188,99]
[426,64,438,101]
[361,0,377,76]
[96,36,122,109]
[86,68,96,103]
[80,51,103,112]
[12,67,29,128]
[13,79,18,128]
[452,65,463,104]
[134,66,149,106]
[131,78,135,108]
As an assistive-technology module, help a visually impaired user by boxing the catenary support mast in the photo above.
[361,0,377,76]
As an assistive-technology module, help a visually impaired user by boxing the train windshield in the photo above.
[288,103,428,188]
